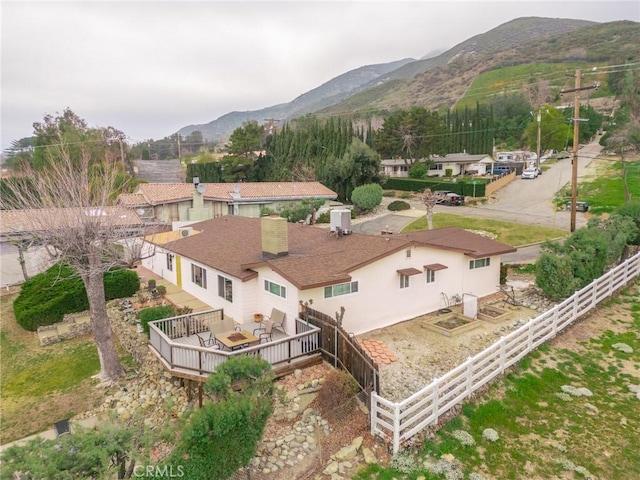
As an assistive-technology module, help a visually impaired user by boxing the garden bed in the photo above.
[477,304,511,323]
[423,313,482,337]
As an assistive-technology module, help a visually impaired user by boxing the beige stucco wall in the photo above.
[143,241,503,337]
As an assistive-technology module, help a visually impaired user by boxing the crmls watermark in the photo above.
[133,465,185,478]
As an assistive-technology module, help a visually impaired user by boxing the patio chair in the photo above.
[197,333,219,349]
[253,319,274,343]
[54,418,71,437]
[264,308,286,334]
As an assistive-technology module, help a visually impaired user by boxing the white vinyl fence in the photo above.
[371,252,640,453]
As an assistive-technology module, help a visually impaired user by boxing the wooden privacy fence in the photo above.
[301,306,379,405]
[371,252,640,453]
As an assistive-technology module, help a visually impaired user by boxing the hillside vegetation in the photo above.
[321,20,640,116]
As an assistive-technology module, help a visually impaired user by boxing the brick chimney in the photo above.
[261,216,288,257]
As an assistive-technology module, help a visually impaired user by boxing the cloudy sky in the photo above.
[1,0,638,150]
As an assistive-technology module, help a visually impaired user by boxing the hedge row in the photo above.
[382,177,487,197]
[13,264,140,331]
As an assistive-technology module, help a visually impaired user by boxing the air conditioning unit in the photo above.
[330,209,352,235]
[179,227,193,238]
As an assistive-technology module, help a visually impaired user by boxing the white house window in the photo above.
[166,253,174,272]
[400,274,410,288]
[406,249,412,258]
[191,264,207,288]
[469,258,491,269]
[324,281,358,298]
[218,275,233,302]
[425,270,435,283]
[264,280,286,298]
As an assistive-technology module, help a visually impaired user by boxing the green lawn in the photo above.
[555,158,640,213]
[0,293,102,444]
[401,213,567,246]
[354,281,640,480]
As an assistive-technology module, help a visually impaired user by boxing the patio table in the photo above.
[217,330,259,351]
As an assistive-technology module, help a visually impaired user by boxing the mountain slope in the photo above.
[177,58,415,141]
[321,19,640,115]
[176,17,639,143]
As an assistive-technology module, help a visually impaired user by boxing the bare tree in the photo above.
[606,123,640,202]
[1,138,144,383]
[421,188,439,230]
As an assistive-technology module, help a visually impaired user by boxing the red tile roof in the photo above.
[133,182,337,205]
[146,217,516,290]
[0,207,144,235]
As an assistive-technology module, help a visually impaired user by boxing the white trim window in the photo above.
[324,281,358,298]
[469,257,491,269]
[264,280,286,298]
[425,269,435,284]
[218,275,233,302]
[166,253,174,272]
[191,264,207,288]
[400,274,410,289]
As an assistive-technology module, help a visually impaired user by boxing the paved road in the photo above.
[351,138,604,262]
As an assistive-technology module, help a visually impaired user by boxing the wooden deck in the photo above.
[148,311,322,381]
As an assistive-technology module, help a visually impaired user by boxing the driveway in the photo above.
[351,138,603,261]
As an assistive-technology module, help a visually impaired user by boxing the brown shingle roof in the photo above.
[149,217,516,290]
[135,182,337,205]
[397,228,516,258]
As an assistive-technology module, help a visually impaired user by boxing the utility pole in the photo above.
[536,110,541,172]
[560,69,599,232]
[177,135,181,160]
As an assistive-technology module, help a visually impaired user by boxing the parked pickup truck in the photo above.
[434,191,464,206]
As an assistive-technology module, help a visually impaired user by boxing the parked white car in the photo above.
[521,168,538,179]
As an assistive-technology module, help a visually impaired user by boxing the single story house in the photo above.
[0,207,145,286]
[116,182,338,225]
[380,154,494,178]
[380,159,411,178]
[141,215,516,336]
[427,153,494,177]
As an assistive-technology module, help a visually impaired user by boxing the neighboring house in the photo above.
[116,182,338,225]
[141,215,516,336]
[380,159,411,178]
[0,207,145,286]
[381,154,494,178]
[427,153,494,177]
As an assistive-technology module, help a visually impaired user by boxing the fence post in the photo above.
[499,337,506,373]
[393,403,401,455]
[433,378,440,424]
[551,307,558,338]
[527,319,533,351]
[466,357,473,399]
[334,324,338,368]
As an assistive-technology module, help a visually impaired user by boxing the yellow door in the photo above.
[176,255,182,288]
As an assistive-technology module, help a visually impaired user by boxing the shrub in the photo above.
[535,253,579,300]
[388,200,410,211]
[351,183,383,212]
[316,211,330,223]
[169,356,274,480]
[314,369,359,416]
[138,305,176,335]
[14,264,139,331]
[382,190,396,197]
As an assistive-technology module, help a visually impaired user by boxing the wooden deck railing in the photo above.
[149,312,321,378]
